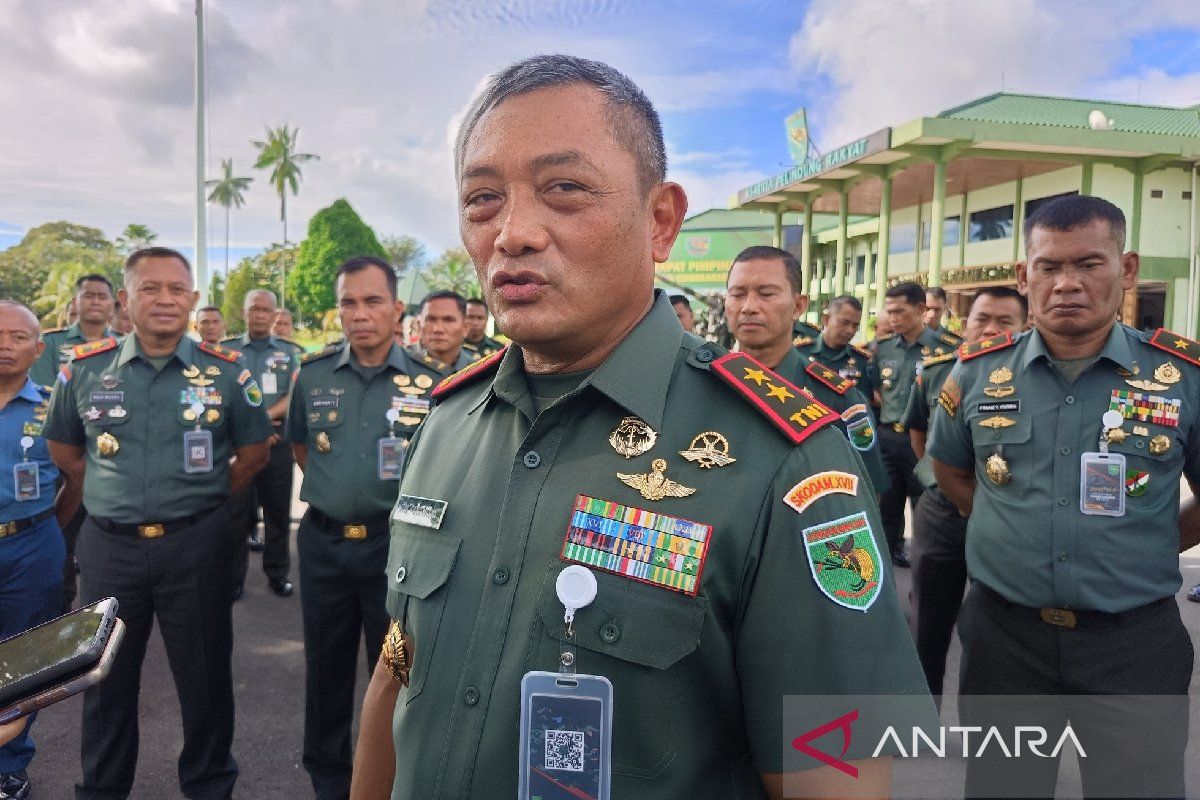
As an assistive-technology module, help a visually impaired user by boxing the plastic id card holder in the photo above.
[377,437,405,480]
[519,671,612,800]
[14,462,39,501]
[1080,451,1125,517]
[183,429,214,474]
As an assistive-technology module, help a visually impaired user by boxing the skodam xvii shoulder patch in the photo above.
[804,511,882,611]
[431,346,507,400]
[710,352,840,445]
[958,332,1015,362]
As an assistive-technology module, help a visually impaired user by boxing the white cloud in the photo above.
[1094,69,1200,107]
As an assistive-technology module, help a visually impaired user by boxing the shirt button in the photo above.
[492,566,510,585]
[1060,447,1071,455]
[523,451,541,469]
[463,686,480,706]
[600,622,620,644]
[695,348,714,363]
[395,565,407,583]
[1135,439,1145,449]
[1058,553,1068,562]
[1065,396,1075,405]
[1058,497,1069,507]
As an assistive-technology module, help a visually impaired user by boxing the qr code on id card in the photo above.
[544,729,585,772]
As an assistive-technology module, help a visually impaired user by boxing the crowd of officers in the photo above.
[0,54,1198,800]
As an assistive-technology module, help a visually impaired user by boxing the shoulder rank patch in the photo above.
[875,333,895,343]
[922,351,956,368]
[850,343,872,360]
[42,326,67,335]
[431,346,507,400]
[958,332,1015,362]
[710,352,840,445]
[937,331,963,348]
[199,341,240,362]
[301,343,342,364]
[71,337,119,360]
[1148,328,1200,367]
[805,360,852,395]
[792,335,814,347]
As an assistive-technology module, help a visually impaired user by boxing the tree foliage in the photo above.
[288,199,387,320]
[252,124,318,245]
[380,234,426,277]
[115,223,158,254]
[221,243,296,333]
[206,158,254,274]
[422,247,480,298]
[0,222,122,323]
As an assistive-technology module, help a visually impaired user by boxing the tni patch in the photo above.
[562,495,711,596]
[804,512,882,611]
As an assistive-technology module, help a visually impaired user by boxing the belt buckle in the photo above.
[344,524,367,540]
[138,523,165,539]
[892,422,905,434]
[1039,607,1077,628]
[0,521,16,537]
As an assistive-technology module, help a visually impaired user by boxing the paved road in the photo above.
[22,478,1200,798]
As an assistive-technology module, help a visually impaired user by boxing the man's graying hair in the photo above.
[454,54,667,194]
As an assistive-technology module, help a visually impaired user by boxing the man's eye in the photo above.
[547,181,585,193]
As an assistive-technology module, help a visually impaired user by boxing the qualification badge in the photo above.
[316,431,331,454]
[985,452,1011,485]
[617,458,695,501]
[96,432,120,457]
[609,416,656,458]
[678,431,735,468]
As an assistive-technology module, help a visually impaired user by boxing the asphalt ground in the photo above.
[20,474,1200,799]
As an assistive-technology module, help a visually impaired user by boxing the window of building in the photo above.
[889,223,917,253]
[1023,191,1077,220]
[855,255,866,286]
[1150,189,1164,199]
[969,204,1014,242]
[1184,191,1193,200]
[921,216,961,249]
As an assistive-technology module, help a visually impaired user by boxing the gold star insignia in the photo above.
[978,338,994,348]
[765,383,794,403]
[1174,338,1189,350]
[743,367,767,385]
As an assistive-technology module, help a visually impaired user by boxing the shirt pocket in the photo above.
[385,528,462,704]
[305,395,344,429]
[530,558,707,779]
[1106,428,1184,501]
[970,412,1032,491]
[79,393,132,432]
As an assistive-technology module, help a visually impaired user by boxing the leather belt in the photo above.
[90,506,219,539]
[977,582,1172,629]
[0,508,55,538]
[308,507,389,541]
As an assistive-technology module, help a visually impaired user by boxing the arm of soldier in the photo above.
[286,371,308,472]
[926,364,975,516]
[229,442,269,493]
[1180,494,1199,553]
[227,362,274,491]
[0,717,28,749]
[841,387,889,498]
[48,441,85,525]
[43,375,86,524]
[902,380,929,460]
[350,660,400,800]
[738,430,934,799]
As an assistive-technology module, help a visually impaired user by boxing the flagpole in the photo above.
[194,0,209,302]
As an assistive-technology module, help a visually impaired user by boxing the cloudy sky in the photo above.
[1,0,1199,267]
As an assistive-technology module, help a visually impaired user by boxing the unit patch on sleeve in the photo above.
[803,512,883,612]
[784,471,860,514]
[938,374,962,418]
[562,495,711,596]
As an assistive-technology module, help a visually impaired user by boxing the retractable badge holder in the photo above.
[518,565,612,800]
[13,435,39,501]
[378,409,406,480]
[183,402,214,474]
[1080,410,1126,517]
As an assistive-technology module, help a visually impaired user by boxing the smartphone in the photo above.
[0,597,119,709]
[0,618,125,724]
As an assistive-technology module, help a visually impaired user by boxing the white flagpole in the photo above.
[194,0,209,302]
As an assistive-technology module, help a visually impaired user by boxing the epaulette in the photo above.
[41,326,66,335]
[431,347,507,400]
[709,352,841,445]
[875,333,896,343]
[38,384,53,396]
[937,331,963,348]
[199,341,240,362]
[922,351,957,368]
[850,343,872,359]
[804,360,853,395]
[301,343,342,364]
[1148,328,1200,367]
[275,336,303,350]
[792,335,814,347]
[72,337,119,360]
[219,335,240,343]
[958,332,1015,362]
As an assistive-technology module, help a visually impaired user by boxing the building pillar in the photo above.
[1012,175,1024,263]
[834,190,848,296]
[772,206,783,248]
[958,189,969,269]
[1130,169,1144,252]
[801,200,814,296]
[875,176,892,323]
[863,238,875,304]
[1081,161,1094,195]
[928,159,946,287]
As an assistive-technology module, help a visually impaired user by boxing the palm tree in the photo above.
[252,125,319,305]
[116,224,157,254]
[205,158,254,275]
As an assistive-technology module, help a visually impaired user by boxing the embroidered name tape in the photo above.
[784,471,859,514]
[562,495,711,596]
[977,400,1020,414]
[392,494,448,529]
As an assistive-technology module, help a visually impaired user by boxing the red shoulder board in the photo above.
[710,352,840,445]
[958,332,1015,362]
[805,360,852,395]
[71,337,119,360]
[1148,328,1200,367]
[199,341,240,362]
[850,343,872,359]
[431,346,507,400]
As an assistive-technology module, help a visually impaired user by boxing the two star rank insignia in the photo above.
[710,352,840,445]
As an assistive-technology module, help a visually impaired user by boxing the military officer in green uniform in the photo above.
[929,196,1200,799]
[796,294,875,402]
[43,247,271,800]
[868,281,949,567]
[900,286,1026,696]
[407,291,473,376]
[222,289,304,598]
[287,256,442,800]
[351,54,934,800]
[31,274,118,387]
[923,286,963,349]
[463,297,504,358]
[724,245,889,494]
[790,317,822,347]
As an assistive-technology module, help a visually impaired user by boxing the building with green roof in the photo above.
[731,92,1200,335]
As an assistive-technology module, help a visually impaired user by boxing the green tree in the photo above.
[423,247,480,297]
[380,234,426,277]
[289,199,386,320]
[115,223,157,254]
[206,158,254,274]
[0,222,121,321]
[252,124,319,304]
[220,243,295,333]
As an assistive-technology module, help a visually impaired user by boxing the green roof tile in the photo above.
[938,92,1200,137]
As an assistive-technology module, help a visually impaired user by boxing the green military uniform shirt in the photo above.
[31,323,118,387]
[463,335,505,361]
[220,333,303,423]
[868,327,945,425]
[795,333,876,405]
[384,293,932,799]
[773,347,890,494]
[287,341,443,522]
[790,318,822,347]
[401,344,458,376]
[927,325,1200,612]
[42,335,273,523]
[902,351,957,488]
[931,324,964,350]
